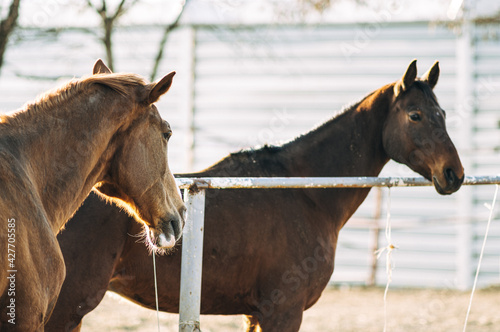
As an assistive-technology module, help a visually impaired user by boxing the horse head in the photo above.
[383,59,464,195]
[93,60,185,251]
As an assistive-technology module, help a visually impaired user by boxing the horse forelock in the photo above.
[413,80,438,103]
[395,80,438,105]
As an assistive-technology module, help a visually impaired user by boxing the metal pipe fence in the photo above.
[176,175,500,190]
[175,175,500,332]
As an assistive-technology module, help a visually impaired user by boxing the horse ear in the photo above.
[148,71,176,104]
[93,59,112,75]
[421,61,440,89]
[394,59,417,97]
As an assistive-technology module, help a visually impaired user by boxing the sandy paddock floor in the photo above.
[80,285,500,331]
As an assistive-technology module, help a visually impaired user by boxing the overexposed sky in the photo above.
[14,0,498,29]
[18,0,184,27]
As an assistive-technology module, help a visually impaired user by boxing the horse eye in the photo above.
[409,112,421,122]
[163,131,172,140]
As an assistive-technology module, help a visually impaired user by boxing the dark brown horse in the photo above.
[0,60,185,331]
[48,60,463,331]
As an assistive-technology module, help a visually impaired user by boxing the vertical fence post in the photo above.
[179,187,206,332]
[455,1,475,290]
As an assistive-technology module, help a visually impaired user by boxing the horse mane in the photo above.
[0,73,147,126]
[81,73,148,96]
[33,73,147,110]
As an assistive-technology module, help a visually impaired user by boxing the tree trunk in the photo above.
[0,0,21,73]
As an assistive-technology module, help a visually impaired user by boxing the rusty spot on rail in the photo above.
[188,179,209,193]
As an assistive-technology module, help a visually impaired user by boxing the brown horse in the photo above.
[0,60,185,331]
[48,60,463,331]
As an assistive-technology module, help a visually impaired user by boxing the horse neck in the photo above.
[278,84,395,234]
[9,88,128,232]
[283,84,394,178]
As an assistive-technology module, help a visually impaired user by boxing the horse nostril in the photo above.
[170,218,182,239]
[444,168,456,183]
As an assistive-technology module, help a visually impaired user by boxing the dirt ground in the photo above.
[80,285,500,332]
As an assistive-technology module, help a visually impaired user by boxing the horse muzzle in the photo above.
[432,168,464,195]
[146,214,184,251]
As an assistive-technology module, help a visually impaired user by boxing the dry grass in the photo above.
[80,285,500,331]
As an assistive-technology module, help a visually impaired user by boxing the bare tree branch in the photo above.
[300,0,331,13]
[112,0,138,20]
[85,0,98,14]
[150,0,190,81]
[86,0,139,71]
[473,10,500,24]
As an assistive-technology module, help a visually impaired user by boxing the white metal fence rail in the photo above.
[175,175,500,332]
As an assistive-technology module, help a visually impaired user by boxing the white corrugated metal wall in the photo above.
[469,23,500,288]
[0,20,498,289]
